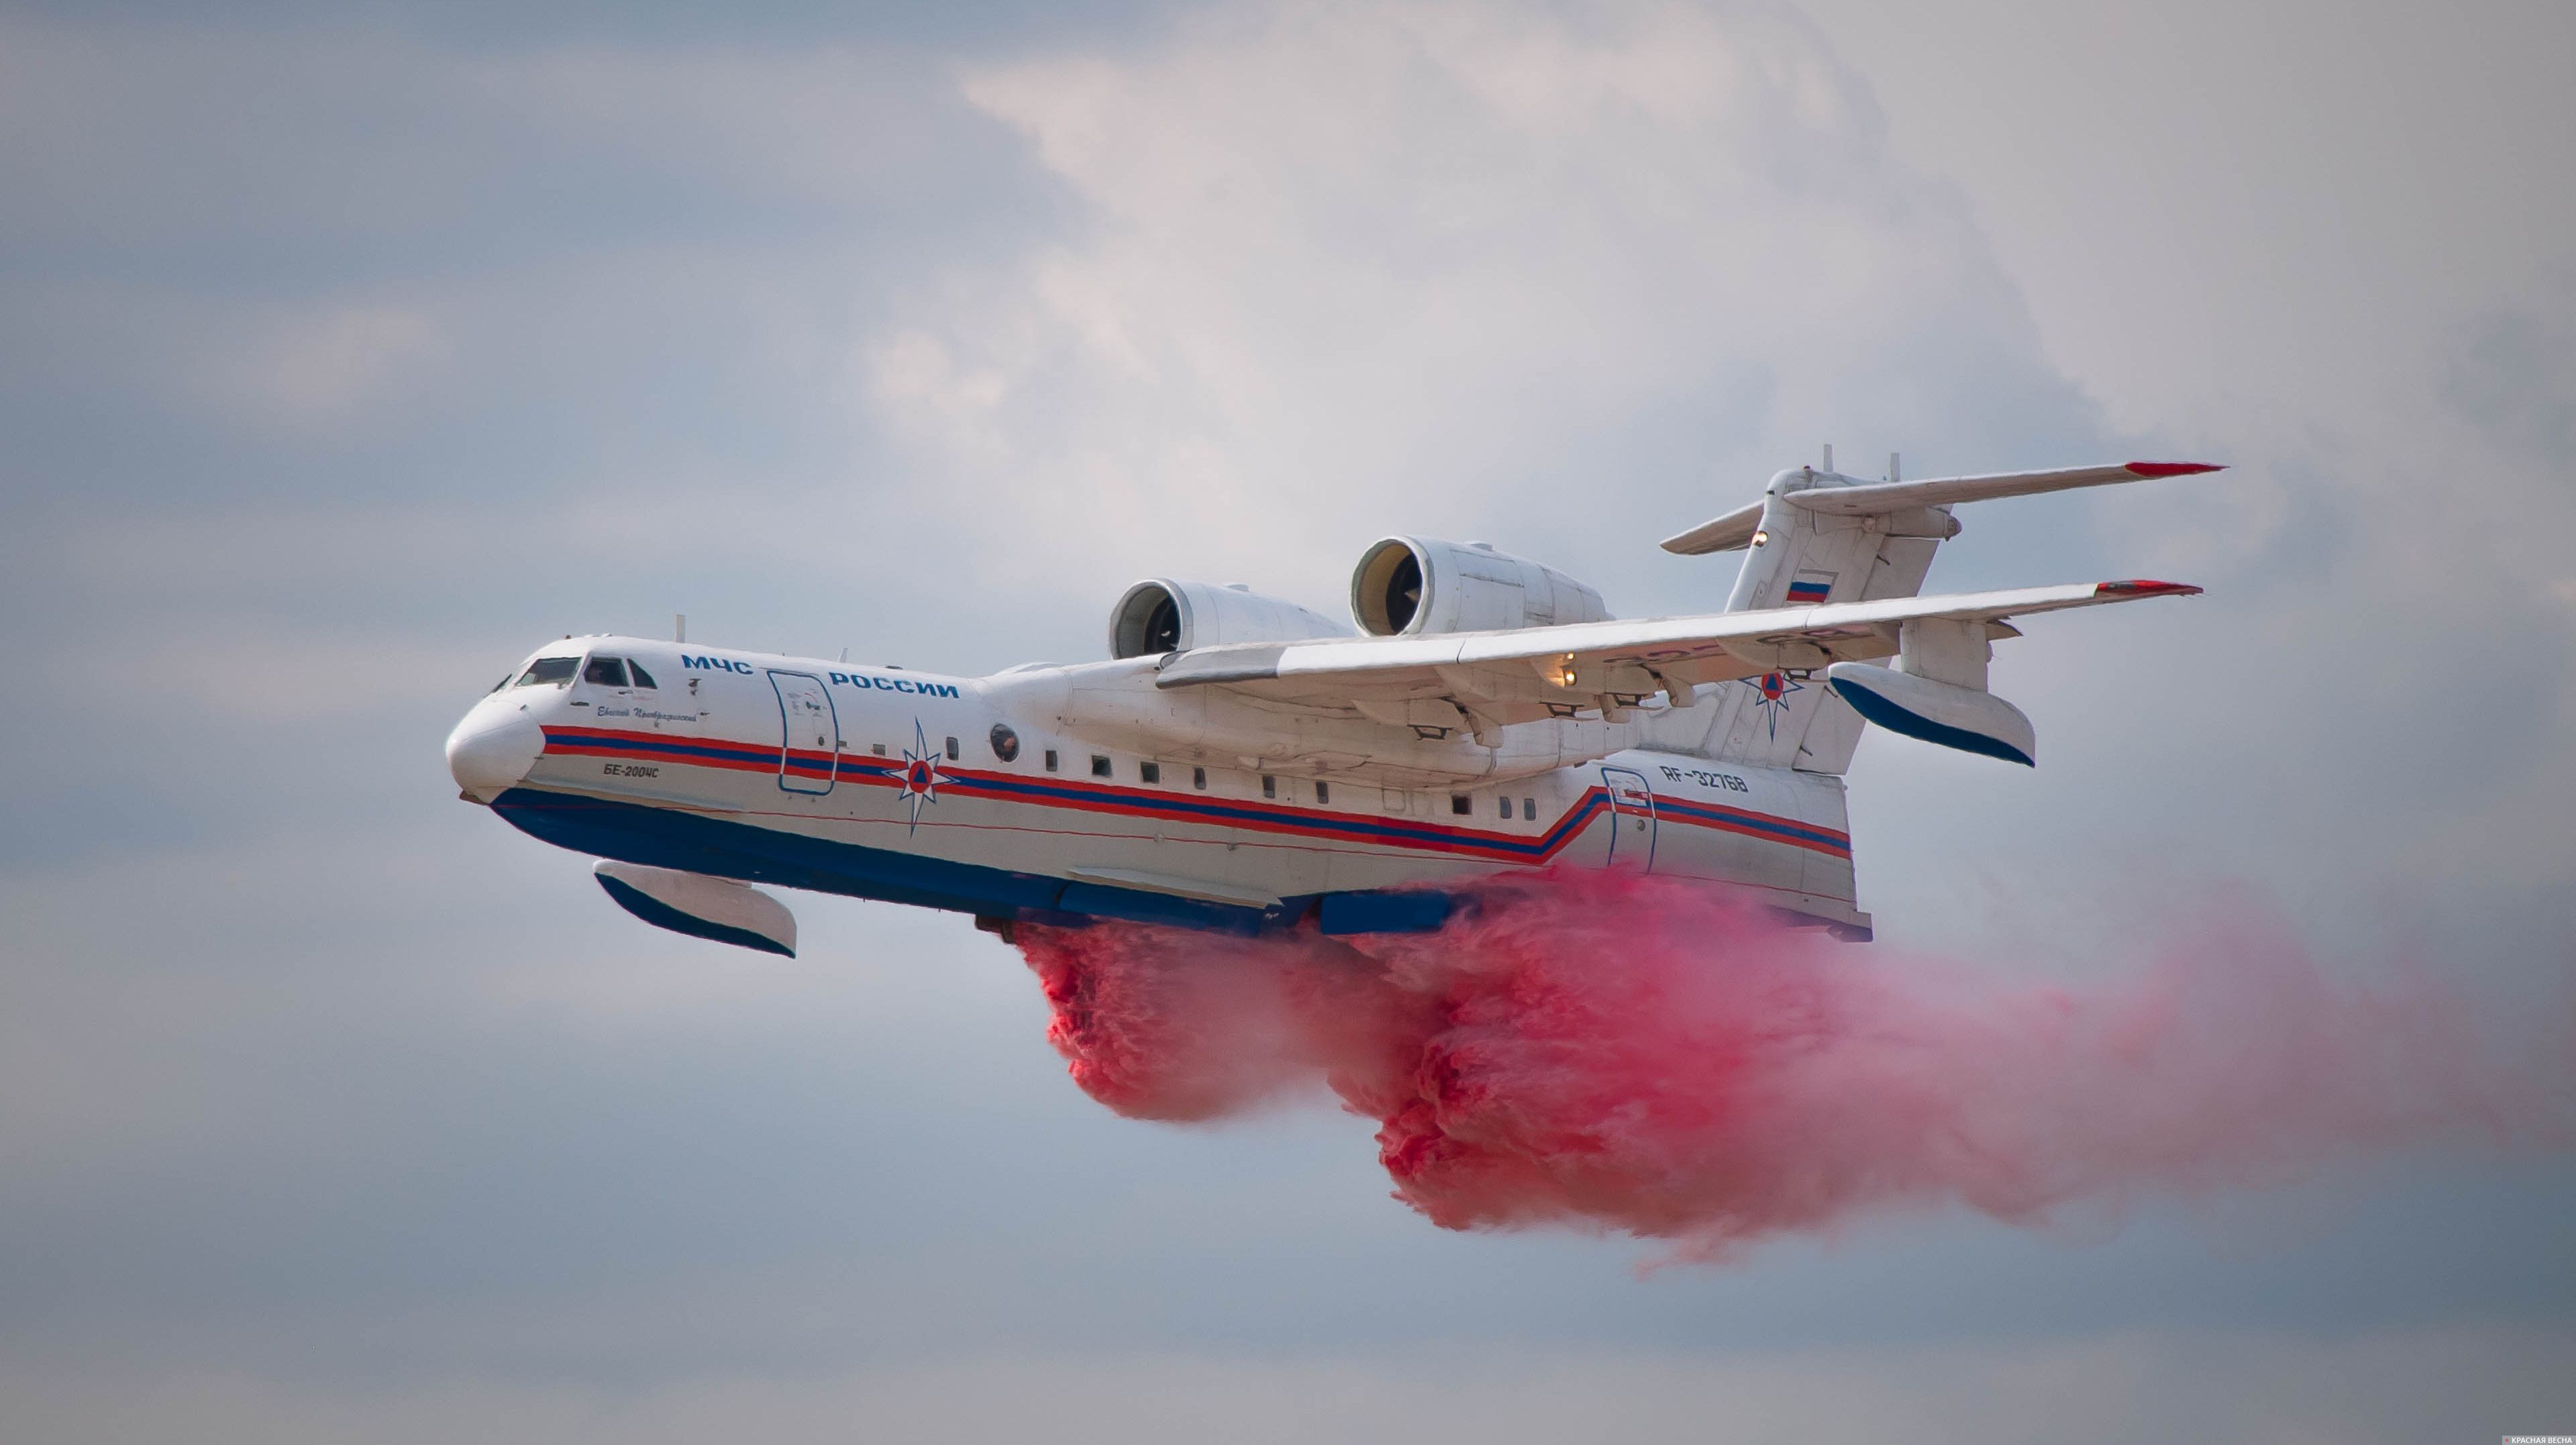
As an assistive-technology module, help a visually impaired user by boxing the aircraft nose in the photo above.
[447,708,544,800]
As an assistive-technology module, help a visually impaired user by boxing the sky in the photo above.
[3,1,2573,1440]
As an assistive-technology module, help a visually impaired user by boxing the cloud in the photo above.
[858,0,2100,611]
[227,305,450,426]
[2446,306,2576,465]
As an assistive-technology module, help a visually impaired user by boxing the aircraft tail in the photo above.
[1655,452,2220,774]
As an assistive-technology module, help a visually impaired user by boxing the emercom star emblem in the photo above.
[896,718,949,832]
[1747,670,1803,739]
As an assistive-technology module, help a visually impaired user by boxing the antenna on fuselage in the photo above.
[675,613,686,643]
[1822,443,1833,473]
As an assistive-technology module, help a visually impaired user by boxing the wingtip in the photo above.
[2122,460,2226,478]
[2094,579,2203,597]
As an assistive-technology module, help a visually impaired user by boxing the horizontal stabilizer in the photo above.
[1787,461,2222,517]
[1659,460,2222,553]
[595,860,796,956]
[1658,499,1767,556]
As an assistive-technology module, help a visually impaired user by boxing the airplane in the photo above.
[446,452,2219,955]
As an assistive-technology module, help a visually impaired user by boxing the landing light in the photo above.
[1751,528,1769,547]
[1556,654,1578,689]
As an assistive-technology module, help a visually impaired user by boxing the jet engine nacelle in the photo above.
[1109,579,1351,659]
[1350,536,1611,636]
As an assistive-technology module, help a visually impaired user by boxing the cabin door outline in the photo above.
[1600,765,1658,870]
[768,670,839,795]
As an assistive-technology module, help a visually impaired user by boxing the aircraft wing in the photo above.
[1155,580,2198,719]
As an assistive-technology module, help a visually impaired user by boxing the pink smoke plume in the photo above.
[1018,868,2563,1258]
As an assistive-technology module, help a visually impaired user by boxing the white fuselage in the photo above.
[447,636,1866,937]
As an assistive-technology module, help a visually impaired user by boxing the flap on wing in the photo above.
[1157,580,2199,713]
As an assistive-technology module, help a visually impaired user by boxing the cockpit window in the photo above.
[627,660,658,689]
[516,657,578,688]
[489,674,511,694]
[582,656,629,687]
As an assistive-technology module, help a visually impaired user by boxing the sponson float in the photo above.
[446,454,2218,952]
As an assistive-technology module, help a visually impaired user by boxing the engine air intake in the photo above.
[1109,579,1351,658]
[1349,536,1610,636]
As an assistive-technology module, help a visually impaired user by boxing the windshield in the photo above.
[515,656,578,688]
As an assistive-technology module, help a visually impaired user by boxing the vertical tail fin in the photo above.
[1658,454,1953,772]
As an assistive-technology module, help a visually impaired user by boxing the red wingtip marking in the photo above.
[2123,461,2225,478]
[2095,579,2203,597]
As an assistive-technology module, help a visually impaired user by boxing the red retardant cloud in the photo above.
[1017,868,2565,1259]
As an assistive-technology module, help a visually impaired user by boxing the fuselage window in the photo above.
[582,656,629,688]
[627,660,658,689]
[1315,781,1329,805]
[1261,775,1276,799]
[1090,754,1113,778]
[1499,797,1513,819]
[945,736,960,762]
[516,657,578,688]
[989,724,1021,762]
[1450,794,1471,815]
[1523,797,1537,820]
[1139,761,1162,785]
[1192,767,1207,790]
[1044,749,1060,773]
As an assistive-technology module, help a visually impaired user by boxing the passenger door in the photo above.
[1600,765,1657,870]
[768,670,838,795]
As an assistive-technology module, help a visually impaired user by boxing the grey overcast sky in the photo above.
[3,1,2572,1440]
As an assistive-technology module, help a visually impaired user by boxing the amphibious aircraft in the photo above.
[446,453,2217,954]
